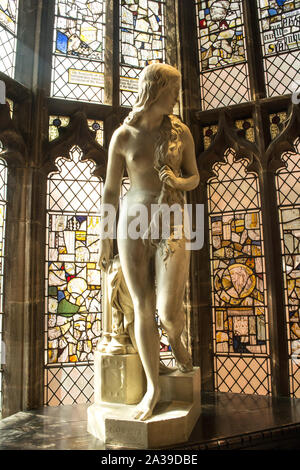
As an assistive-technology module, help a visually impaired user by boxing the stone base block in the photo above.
[94,351,145,405]
[88,367,201,449]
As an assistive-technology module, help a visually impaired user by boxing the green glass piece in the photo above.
[57,298,80,316]
[49,286,58,296]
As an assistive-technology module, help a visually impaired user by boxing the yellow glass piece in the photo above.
[76,231,86,241]
[87,263,96,269]
[231,219,245,233]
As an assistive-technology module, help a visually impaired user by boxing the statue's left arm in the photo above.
[159,125,200,191]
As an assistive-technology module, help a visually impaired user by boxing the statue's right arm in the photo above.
[102,126,126,209]
[98,127,126,270]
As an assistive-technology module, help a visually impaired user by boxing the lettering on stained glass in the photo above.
[68,68,104,87]
[258,0,300,55]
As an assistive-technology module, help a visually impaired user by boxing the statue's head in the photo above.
[133,63,180,114]
[124,63,181,127]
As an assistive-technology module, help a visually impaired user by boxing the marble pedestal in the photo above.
[88,366,201,449]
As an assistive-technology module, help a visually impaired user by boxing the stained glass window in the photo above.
[45,145,103,406]
[235,118,255,142]
[270,111,288,140]
[195,0,250,110]
[0,0,19,78]
[207,148,271,394]
[120,0,166,107]
[51,0,106,103]
[203,124,218,150]
[6,98,13,118]
[276,137,300,397]
[0,153,7,416]
[49,115,104,146]
[87,118,104,146]
[258,0,300,98]
[49,115,70,141]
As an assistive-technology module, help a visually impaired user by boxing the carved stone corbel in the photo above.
[197,110,260,182]
[266,104,300,172]
[42,110,107,177]
[0,102,27,167]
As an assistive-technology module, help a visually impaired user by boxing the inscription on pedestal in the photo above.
[102,356,126,402]
[106,420,145,447]
[94,351,145,405]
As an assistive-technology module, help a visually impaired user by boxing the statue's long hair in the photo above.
[124,64,185,205]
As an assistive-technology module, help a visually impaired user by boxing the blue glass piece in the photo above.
[92,122,100,130]
[53,118,61,127]
[276,0,288,6]
[76,215,87,224]
[204,8,210,15]
[268,8,278,16]
[56,31,68,54]
[57,290,65,301]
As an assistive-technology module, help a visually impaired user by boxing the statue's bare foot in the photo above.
[133,387,161,421]
[172,341,193,373]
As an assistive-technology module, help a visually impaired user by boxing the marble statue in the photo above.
[98,63,200,422]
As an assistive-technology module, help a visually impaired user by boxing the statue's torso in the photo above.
[119,123,183,206]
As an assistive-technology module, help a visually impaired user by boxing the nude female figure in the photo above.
[98,64,199,421]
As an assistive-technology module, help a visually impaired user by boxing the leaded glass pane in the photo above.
[6,97,13,118]
[120,0,166,107]
[0,0,19,78]
[0,154,7,417]
[269,111,288,140]
[49,115,70,141]
[235,118,255,142]
[49,116,104,146]
[276,137,300,397]
[51,0,106,103]
[208,148,271,395]
[87,118,104,146]
[195,0,250,110]
[45,145,103,406]
[203,124,218,150]
[258,0,300,98]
